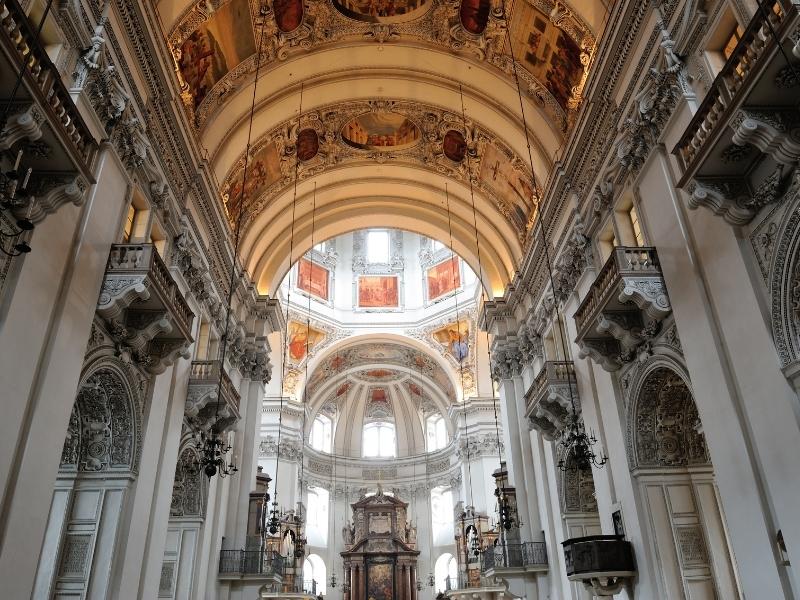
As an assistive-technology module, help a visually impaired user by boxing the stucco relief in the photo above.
[167,0,595,132]
[219,100,540,242]
[171,445,206,517]
[59,365,141,474]
[626,365,709,470]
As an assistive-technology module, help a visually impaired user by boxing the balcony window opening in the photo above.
[434,553,458,592]
[426,414,448,452]
[367,230,390,264]
[195,321,210,360]
[629,205,644,247]
[310,415,333,453]
[150,221,166,256]
[362,422,396,458]
[123,204,136,242]
[722,23,744,60]
[303,554,327,595]
[306,487,329,546]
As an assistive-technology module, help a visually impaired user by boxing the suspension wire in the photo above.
[457,85,506,483]
[503,15,579,415]
[271,81,304,521]
[443,183,476,514]
[209,0,270,443]
[299,182,318,502]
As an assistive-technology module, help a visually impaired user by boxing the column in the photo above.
[399,564,406,600]
[0,147,129,598]
[410,565,418,600]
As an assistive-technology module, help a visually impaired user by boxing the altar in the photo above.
[341,488,420,600]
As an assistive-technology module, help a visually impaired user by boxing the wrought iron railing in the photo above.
[481,542,548,571]
[218,549,286,576]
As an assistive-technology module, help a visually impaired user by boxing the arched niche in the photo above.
[171,444,207,518]
[555,448,598,515]
[627,364,709,471]
[769,197,800,376]
[60,363,142,474]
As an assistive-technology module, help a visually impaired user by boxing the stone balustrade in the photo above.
[573,247,671,371]
[186,359,241,431]
[0,0,97,177]
[673,0,800,225]
[524,361,577,440]
[96,243,195,373]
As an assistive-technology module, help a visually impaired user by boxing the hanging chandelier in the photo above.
[557,413,608,472]
[197,429,238,478]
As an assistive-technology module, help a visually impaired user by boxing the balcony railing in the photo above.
[525,361,576,440]
[105,244,194,341]
[0,0,97,177]
[674,0,791,177]
[481,542,548,572]
[573,247,662,339]
[445,573,501,591]
[190,359,241,413]
[218,549,285,576]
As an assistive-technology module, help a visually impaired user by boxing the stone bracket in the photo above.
[686,177,757,225]
[0,103,45,150]
[731,109,800,166]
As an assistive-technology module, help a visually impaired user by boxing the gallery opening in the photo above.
[1,0,800,599]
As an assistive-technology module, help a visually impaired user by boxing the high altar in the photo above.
[341,488,420,600]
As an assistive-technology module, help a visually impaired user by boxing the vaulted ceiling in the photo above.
[155,0,612,296]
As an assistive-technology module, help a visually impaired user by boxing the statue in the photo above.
[342,520,354,546]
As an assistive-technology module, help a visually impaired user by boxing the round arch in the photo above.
[625,360,710,471]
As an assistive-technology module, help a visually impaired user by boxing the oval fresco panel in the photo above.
[296,128,319,161]
[443,130,467,162]
[342,112,420,151]
[332,0,432,23]
[460,0,490,35]
[274,0,304,33]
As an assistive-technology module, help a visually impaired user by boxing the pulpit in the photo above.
[341,487,420,600]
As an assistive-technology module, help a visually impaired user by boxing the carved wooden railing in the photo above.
[573,247,661,339]
[673,0,791,175]
[107,244,194,340]
[0,0,97,177]
[190,359,240,413]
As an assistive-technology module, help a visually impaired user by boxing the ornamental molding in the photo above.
[455,432,504,459]
[259,435,303,460]
[219,99,541,243]
[168,0,596,133]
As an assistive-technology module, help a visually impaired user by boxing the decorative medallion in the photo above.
[342,112,421,151]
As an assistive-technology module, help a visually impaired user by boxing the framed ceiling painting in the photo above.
[426,256,461,303]
[297,257,330,302]
[357,275,401,310]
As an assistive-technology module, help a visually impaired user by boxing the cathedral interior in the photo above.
[1,0,800,599]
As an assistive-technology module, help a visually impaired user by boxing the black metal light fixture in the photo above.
[494,487,516,531]
[557,413,608,472]
[329,572,337,589]
[196,428,238,478]
[427,572,435,588]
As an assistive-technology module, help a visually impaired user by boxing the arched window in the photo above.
[306,487,329,546]
[310,414,333,453]
[426,414,448,451]
[434,553,458,592]
[303,553,327,595]
[430,486,454,544]
[367,230,390,263]
[362,422,396,457]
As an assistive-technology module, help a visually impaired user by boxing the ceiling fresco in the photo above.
[219,99,540,240]
[167,0,596,132]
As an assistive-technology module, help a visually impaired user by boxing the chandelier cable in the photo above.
[198,0,271,478]
[503,7,606,472]
[270,81,305,524]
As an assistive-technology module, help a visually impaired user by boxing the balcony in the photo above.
[0,0,98,217]
[218,549,285,580]
[573,247,671,371]
[96,244,195,372]
[524,361,576,440]
[186,360,241,432]
[444,573,506,600]
[673,0,800,225]
[562,535,635,596]
[481,542,548,577]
